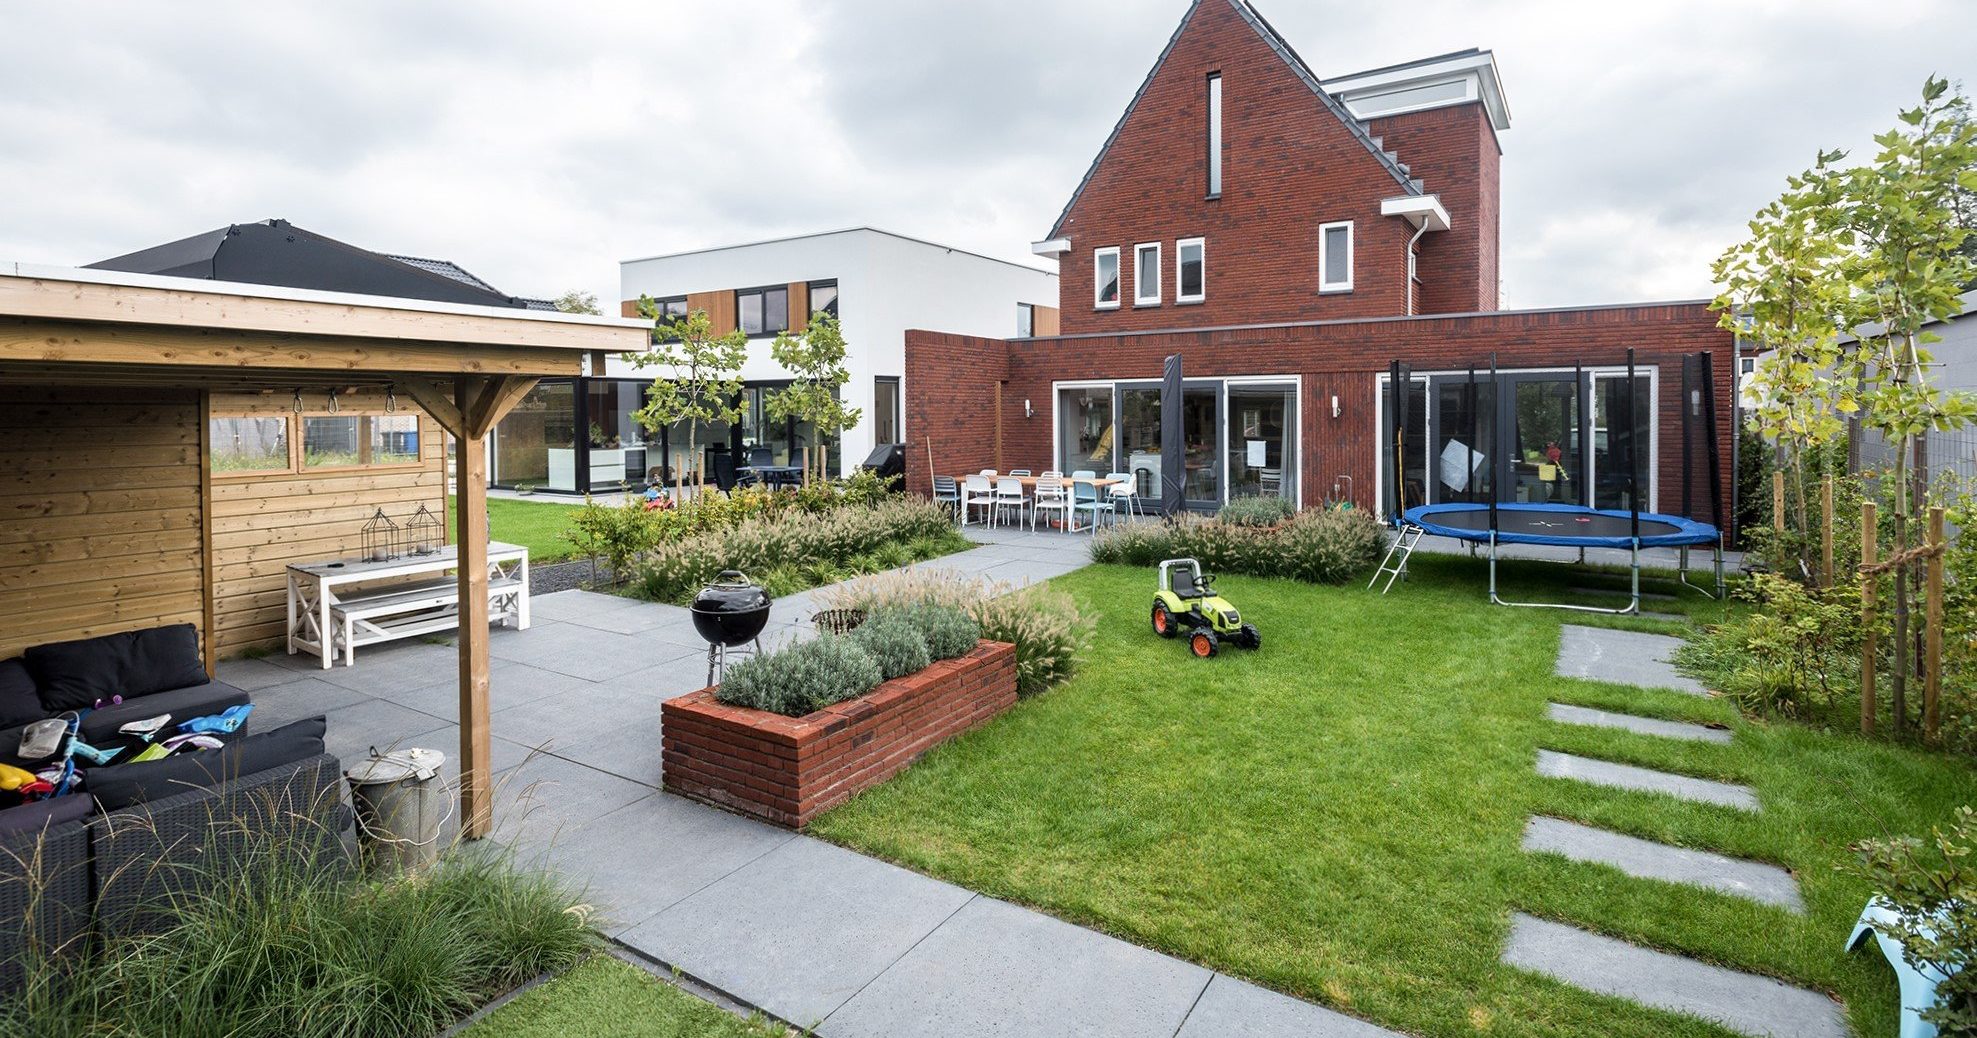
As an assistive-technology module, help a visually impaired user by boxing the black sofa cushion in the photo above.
[0,793,94,839]
[86,717,326,812]
[0,660,41,730]
[26,624,209,712]
[77,680,250,747]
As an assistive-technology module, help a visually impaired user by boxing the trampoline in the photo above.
[1370,348,1727,615]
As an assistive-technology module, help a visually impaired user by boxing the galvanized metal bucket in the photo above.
[344,746,449,872]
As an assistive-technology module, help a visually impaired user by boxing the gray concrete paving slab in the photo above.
[1537,750,1758,810]
[1547,703,1732,744]
[215,656,313,691]
[1555,625,1706,694]
[1502,914,1844,1038]
[821,896,1211,1038]
[1174,974,1403,1037]
[1522,817,1803,912]
[319,697,453,763]
[486,622,661,682]
[250,676,374,728]
[622,838,975,1028]
[526,793,795,932]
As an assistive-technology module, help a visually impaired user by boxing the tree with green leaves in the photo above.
[552,289,602,316]
[1715,77,1977,732]
[628,300,749,496]
[1712,165,1852,580]
[1827,77,1977,725]
[765,311,861,484]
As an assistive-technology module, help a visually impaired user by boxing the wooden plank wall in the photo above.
[686,290,737,336]
[0,386,207,660]
[208,388,446,657]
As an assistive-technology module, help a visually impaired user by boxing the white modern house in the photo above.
[486,228,1056,493]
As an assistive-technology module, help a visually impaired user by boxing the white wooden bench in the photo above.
[287,543,530,668]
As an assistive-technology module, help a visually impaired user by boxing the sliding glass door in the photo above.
[1055,379,1298,510]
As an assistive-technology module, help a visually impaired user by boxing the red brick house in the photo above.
[907,0,1732,531]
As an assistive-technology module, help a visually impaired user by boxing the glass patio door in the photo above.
[1226,384,1295,502]
[1497,374,1583,506]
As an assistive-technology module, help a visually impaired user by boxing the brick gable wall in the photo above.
[1053,0,1417,334]
[904,303,1735,535]
[1367,103,1501,314]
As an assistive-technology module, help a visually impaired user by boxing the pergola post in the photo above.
[406,374,538,840]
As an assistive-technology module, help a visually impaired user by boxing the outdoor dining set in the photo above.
[932,469,1146,532]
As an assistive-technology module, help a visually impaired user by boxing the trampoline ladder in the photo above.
[1370,523,1424,594]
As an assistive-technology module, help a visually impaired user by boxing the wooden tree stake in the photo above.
[1925,505,1944,742]
[1861,500,1878,736]
[1821,477,1835,587]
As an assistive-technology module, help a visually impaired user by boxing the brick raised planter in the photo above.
[661,640,1017,828]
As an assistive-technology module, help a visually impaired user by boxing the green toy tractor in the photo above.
[1151,558,1260,658]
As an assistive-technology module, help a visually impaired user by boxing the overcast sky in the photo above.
[1,0,1970,310]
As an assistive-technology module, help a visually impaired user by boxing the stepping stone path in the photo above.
[1522,817,1803,912]
[1505,915,1846,1038]
[1506,626,1841,1036]
[1555,624,1706,694]
[1548,702,1731,744]
[1536,750,1758,811]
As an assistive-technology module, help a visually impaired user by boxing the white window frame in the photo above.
[1319,221,1354,293]
[1206,73,1224,198]
[1133,242,1161,306]
[1094,247,1121,310]
[1176,237,1206,304]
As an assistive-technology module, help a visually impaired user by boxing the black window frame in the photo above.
[651,294,689,340]
[1017,302,1035,337]
[735,284,790,338]
[808,279,839,320]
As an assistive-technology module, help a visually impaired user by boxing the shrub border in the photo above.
[662,641,1017,828]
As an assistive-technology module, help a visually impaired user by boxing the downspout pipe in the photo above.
[1406,220,1431,317]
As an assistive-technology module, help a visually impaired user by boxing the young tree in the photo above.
[765,311,862,484]
[628,300,749,496]
[1711,160,1853,579]
[1828,78,1977,724]
[552,289,602,316]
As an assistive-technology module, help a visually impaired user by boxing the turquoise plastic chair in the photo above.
[1070,480,1107,533]
[1847,897,1959,1038]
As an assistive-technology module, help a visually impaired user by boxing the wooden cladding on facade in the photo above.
[207,388,446,657]
[787,282,810,334]
[0,386,207,660]
[1032,305,1061,337]
[687,291,736,336]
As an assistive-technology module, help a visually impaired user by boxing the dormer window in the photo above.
[1094,247,1121,309]
[1319,221,1353,293]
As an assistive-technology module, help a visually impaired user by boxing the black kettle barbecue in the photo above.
[690,570,770,684]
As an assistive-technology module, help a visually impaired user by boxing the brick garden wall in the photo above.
[904,302,1737,533]
[661,641,1018,828]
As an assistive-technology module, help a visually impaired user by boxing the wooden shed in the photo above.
[0,264,650,835]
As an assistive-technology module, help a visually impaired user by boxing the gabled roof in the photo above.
[1044,0,1422,242]
[89,219,536,309]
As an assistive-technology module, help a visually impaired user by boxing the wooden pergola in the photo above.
[0,266,650,837]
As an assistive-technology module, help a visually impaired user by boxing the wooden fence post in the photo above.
[1925,506,1945,743]
[1861,500,1878,736]
[1821,477,1835,587]
[1773,471,1786,534]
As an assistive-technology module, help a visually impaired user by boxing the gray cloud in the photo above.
[1,0,1971,310]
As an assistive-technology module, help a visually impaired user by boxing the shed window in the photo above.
[209,416,289,474]
[303,414,421,469]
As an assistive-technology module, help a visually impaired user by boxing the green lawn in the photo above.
[450,495,586,563]
[463,956,790,1038]
[810,555,1975,1038]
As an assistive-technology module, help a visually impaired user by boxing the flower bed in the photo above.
[661,640,1017,827]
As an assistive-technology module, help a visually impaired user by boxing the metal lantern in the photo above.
[404,504,443,557]
[361,508,399,563]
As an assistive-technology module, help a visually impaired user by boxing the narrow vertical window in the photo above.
[1206,73,1223,198]
[1016,302,1034,337]
[1176,237,1205,303]
[1134,242,1161,306]
[1319,221,1354,293]
[1094,247,1121,309]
